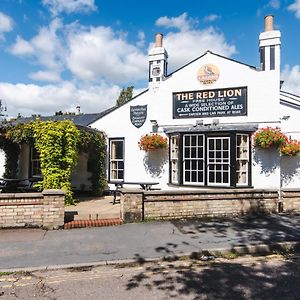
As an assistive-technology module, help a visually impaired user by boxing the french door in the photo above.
[183,135,231,186]
[207,137,230,186]
[183,134,205,185]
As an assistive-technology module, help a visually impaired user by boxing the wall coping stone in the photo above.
[42,189,66,196]
[0,193,42,199]
[144,188,278,196]
[120,188,143,194]
[282,188,300,192]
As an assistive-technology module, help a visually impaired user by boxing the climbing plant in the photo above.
[7,120,80,204]
[1,119,107,203]
[78,130,107,195]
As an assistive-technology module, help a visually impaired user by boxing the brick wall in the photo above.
[0,190,65,229]
[120,189,279,223]
[282,189,300,213]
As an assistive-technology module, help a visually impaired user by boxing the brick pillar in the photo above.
[120,189,144,223]
[42,189,65,229]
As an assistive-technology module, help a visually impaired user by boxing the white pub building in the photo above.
[92,15,300,191]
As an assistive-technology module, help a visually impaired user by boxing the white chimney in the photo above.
[148,33,168,86]
[259,15,281,71]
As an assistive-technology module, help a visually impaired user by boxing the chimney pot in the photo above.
[264,15,274,32]
[155,33,163,47]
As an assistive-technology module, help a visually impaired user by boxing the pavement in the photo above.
[1,213,300,272]
[64,195,120,222]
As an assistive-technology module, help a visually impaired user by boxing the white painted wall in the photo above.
[92,51,283,190]
[279,102,300,188]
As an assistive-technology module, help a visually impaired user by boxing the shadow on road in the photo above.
[126,256,300,299]
[126,214,300,299]
[172,214,300,246]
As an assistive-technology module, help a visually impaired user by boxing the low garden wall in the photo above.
[120,188,300,223]
[0,189,65,229]
[282,189,300,213]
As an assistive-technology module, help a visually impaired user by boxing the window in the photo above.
[236,134,249,185]
[207,137,230,186]
[183,134,205,185]
[260,47,265,70]
[170,135,180,184]
[169,133,251,187]
[270,46,275,70]
[109,139,124,181]
[30,147,42,177]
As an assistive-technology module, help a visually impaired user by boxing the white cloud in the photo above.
[281,65,300,95]
[268,0,280,9]
[4,13,237,117]
[42,0,97,16]
[136,30,145,48]
[66,26,148,83]
[203,14,220,22]
[288,0,300,18]
[29,70,61,82]
[155,13,236,71]
[0,81,121,118]
[10,36,35,56]
[10,19,64,82]
[156,13,192,31]
[0,12,14,40]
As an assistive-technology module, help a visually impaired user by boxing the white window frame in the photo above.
[30,147,42,178]
[109,139,124,182]
[183,134,205,185]
[236,134,249,186]
[170,135,180,184]
[207,137,231,187]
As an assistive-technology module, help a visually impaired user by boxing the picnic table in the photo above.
[109,181,159,204]
[0,177,42,193]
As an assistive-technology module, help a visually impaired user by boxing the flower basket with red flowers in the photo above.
[280,139,300,156]
[138,133,168,151]
[253,127,287,149]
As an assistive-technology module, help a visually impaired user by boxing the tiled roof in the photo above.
[0,106,116,128]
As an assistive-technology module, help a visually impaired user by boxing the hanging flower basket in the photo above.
[138,133,168,151]
[253,127,287,149]
[280,139,300,156]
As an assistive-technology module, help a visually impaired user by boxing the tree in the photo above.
[116,86,134,107]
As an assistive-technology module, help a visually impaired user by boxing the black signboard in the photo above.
[130,105,147,128]
[173,86,247,119]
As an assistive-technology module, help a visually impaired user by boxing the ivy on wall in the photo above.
[78,129,107,195]
[0,120,107,205]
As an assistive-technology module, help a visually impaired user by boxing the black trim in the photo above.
[281,90,300,100]
[270,46,275,70]
[167,50,258,79]
[167,131,253,188]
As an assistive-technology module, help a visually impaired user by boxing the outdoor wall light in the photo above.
[150,120,158,133]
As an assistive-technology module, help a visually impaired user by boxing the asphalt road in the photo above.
[1,255,300,300]
[1,214,300,271]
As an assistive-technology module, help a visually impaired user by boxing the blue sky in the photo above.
[0,0,300,117]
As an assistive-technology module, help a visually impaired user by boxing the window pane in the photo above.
[185,136,190,146]
[185,161,191,170]
[185,171,190,182]
[223,172,229,183]
[110,139,124,180]
[191,136,197,146]
[191,171,197,182]
[191,147,196,158]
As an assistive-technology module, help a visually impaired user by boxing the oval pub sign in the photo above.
[197,64,220,85]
